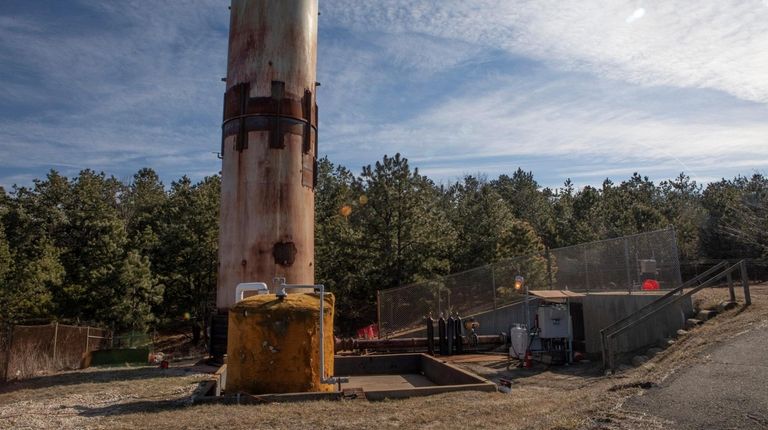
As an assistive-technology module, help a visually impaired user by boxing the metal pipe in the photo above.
[335,334,507,352]
[235,282,269,302]
[426,314,435,356]
[270,278,347,387]
[524,284,530,338]
[313,284,347,386]
[446,314,455,355]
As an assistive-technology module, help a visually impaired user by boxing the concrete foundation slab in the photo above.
[195,353,496,403]
[341,374,435,391]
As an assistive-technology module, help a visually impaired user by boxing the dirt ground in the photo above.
[0,284,765,430]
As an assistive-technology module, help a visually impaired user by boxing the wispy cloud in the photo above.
[0,0,766,190]
[322,0,768,103]
[0,0,228,186]
[320,72,768,186]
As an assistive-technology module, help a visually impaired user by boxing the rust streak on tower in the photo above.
[217,0,319,312]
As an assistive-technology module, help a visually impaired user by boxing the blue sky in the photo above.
[1,0,767,190]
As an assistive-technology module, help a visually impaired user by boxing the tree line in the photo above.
[0,155,765,336]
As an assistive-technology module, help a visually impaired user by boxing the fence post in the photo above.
[491,266,498,333]
[607,336,615,372]
[437,286,442,317]
[600,331,608,371]
[624,238,632,294]
[741,260,751,306]
[4,325,13,381]
[376,291,382,339]
[669,226,683,289]
[726,272,736,303]
[546,248,553,290]
[52,322,59,365]
[85,326,90,353]
[584,247,590,293]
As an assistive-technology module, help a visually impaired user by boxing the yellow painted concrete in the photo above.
[226,293,335,394]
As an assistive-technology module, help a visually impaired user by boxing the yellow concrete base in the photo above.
[226,293,334,394]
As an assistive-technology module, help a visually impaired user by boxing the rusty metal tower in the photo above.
[213,0,319,354]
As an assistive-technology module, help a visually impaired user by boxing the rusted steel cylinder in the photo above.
[217,0,319,311]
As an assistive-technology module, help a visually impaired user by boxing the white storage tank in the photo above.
[509,324,529,359]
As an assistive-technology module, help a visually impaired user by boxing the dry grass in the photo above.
[689,284,739,312]
[0,364,210,429]
[1,284,765,430]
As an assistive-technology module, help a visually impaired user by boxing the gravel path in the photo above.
[625,320,768,429]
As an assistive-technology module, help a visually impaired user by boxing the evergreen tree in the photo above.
[155,175,220,343]
[55,170,156,329]
[0,174,67,322]
[600,174,665,237]
[314,158,370,332]
[113,251,163,331]
[355,154,456,288]
[659,173,706,261]
[448,175,545,271]
[702,174,767,259]
[122,168,167,256]
[492,168,556,246]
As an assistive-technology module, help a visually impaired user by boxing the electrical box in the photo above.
[639,259,657,274]
[538,305,570,339]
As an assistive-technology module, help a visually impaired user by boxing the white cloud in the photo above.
[0,1,227,186]
[321,74,768,184]
[323,0,768,103]
[626,8,646,24]
[2,0,767,189]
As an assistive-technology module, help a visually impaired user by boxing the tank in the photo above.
[509,324,529,359]
[226,292,334,394]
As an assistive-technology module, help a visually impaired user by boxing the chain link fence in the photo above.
[1,323,110,381]
[680,258,768,283]
[378,228,682,337]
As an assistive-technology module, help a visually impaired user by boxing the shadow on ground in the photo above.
[0,364,203,395]
[73,394,202,417]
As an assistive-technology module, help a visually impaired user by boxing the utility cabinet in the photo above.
[538,305,570,339]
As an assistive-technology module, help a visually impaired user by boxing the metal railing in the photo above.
[601,260,751,371]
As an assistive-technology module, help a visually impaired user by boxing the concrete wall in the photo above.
[576,293,693,355]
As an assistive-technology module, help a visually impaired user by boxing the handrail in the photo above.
[602,260,750,371]
[601,261,728,338]
[599,261,728,366]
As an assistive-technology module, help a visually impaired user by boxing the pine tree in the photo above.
[448,175,545,271]
[0,173,67,322]
[155,175,220,343]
